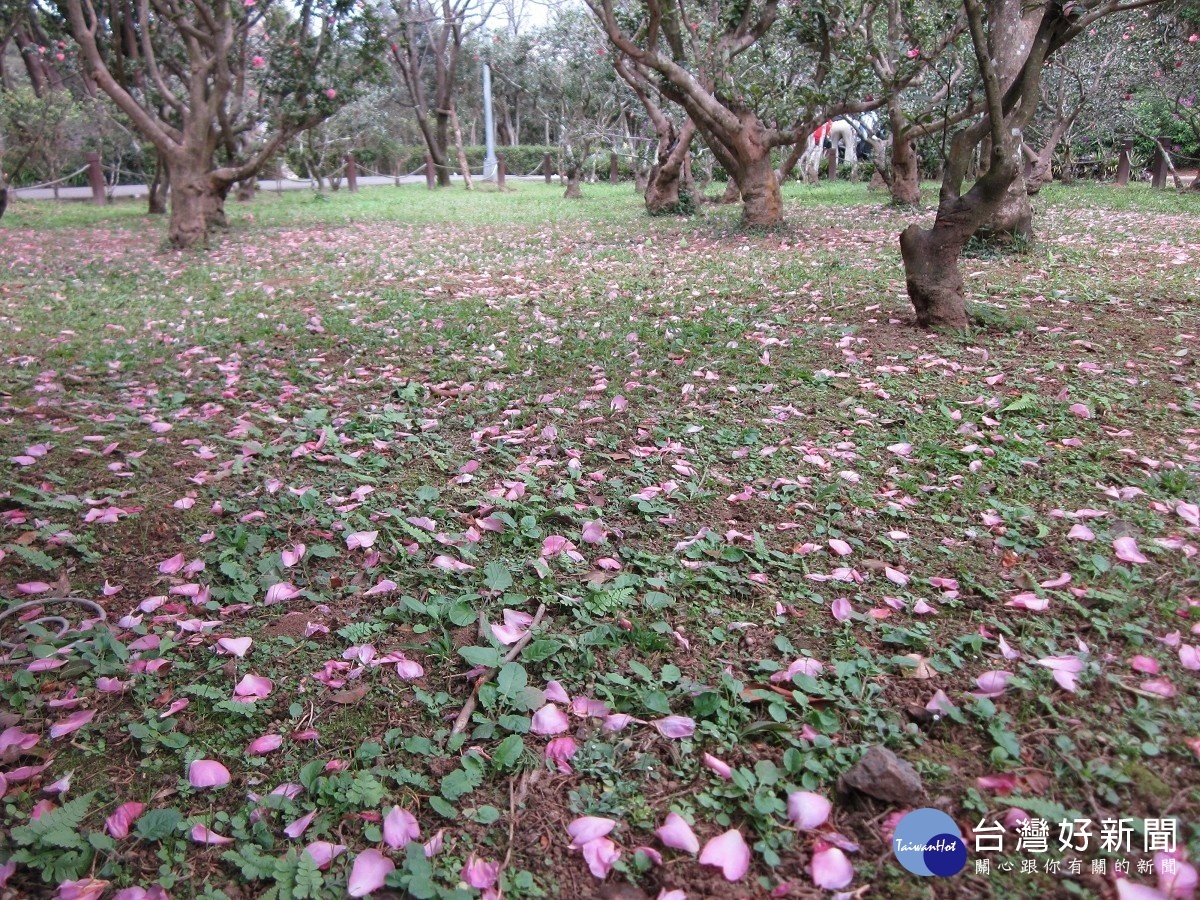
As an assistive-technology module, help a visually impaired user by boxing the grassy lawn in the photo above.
[1,179,1198,899]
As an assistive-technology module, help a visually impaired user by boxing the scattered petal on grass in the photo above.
[568,816,617,847]
[703,753,733,779]
[348,849,395,897]
[531,704,570,735]
[191,824,234,845]
[462,854,500,890]
[215,637,252,657]
[283,809,317,839]
[303,841,346,870]
[105,802,145,839]
[699,829,751,881]
[656,812,700,853]
[345,531,377,550]
[581,836,621,878]
[233,674,273,700]
[247,734,283,755]
[383,806,420,848]
[653,716,695,739]
[787,791,832,831]
[49,709,95,739]
[188,759,230,789]
[1114,536,1148,564]
[811,840,854,889]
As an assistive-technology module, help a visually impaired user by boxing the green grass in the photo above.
[1,179,1198,900]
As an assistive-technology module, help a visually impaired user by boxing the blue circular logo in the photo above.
[892,809,967,877]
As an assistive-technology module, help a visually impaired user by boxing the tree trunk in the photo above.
[890,135,921,206]
[737,151,782,227]
[435,112,453,187]
[148,150,169,215]
[975,173,1033,243]
[0,186,8,221]
[236,178,255,202]
[899,220,971,330]
[644,121,695,215]
[719,179,740,204]
[450,103,473,191]
[564,164,583,198]
[168,161,228,249]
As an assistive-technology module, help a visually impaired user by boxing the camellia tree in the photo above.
[585,0,887,226]
[57,0,386,248]
[898,0,1170,329]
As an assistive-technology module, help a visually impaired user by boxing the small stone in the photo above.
[838,745,926,806]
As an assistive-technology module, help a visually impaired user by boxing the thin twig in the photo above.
[449,603,546,738]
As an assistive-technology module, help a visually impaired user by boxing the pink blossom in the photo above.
[811,840,854,889]
[531,703,570,735]
[462,854,500,890]
[383,805,420,848]
[188,759,231,788]
[581,836,621,878]
[105,802,145,839]
[787,791,832,831]
[699,829,751,881]
[303,841,346,870]
[348,849,394,897]
[655,812,699,853]
[1113,536,1148,564]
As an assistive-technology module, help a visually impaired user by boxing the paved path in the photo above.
[11,174,546,202]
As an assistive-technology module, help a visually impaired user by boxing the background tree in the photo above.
[899,0,1168,330]
[389,0,495,187]
[59,0,385,248]
[614,53,695,214]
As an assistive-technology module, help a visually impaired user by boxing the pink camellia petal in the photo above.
[233,674,273,699]
[264,583,302,605]
[699,829,751,881]
[188,759,231,789]
[0,727,40,752]
[281,544,306,567]
[1114,536,1149,565]
[998,635,1021,660]
[703,752,733,779]
[976,773,1018,794]
[1141,679,1177,698]
[284,810,317,840]
[545,680,570,704]
[348,849,395,897]
[531,703,570,735]
[158,552,186,574]
[568,816,617,848]
[1068,403,1091,419]
[925,689,955,716]
[581,837,622,878]
[191,824,234,845]
[827,539,852,557]
[887,442,913,456]
[383,806,420,848]
[1130,655,1160,675]
[395,658,425,679]
[1180,645,1200,671]
[55,878,109,899]
[1007,592,1049,611]
[1156,852,1198,898]
[364,579,397,596]
[581,520,606,544]
[215,636,253,657]
[105,802,145,839]
[461,854,500,890]
[655,812,700,853]
[546,736,577,773]
[423,829,445,858]
[811,840,854,889]
[17,581,51,594]
[1037,656,1084,693]
[653,716,695,739]
[884,567,909,586]
[303,841,346,870]
[787,791,832,831]
[657,892,687,900]
[491,609,534,646]
[247,734,283,755]
[345,531,377,550]
[770,657,825,683]
[1068,523,1095,541]
[831,598,853,622]
[975,670,1012,695]
[431,554,474,572]
[50,709,95,740]
[602,713,636,732]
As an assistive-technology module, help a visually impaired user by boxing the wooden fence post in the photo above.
[345,154,357,192]
[86,152,106,205]
[1115,137,1134,186]
[425,154,436,190]
[609,152,619,184]
[826,145,838,181]
[543,153,553,184]
[1151,137,1169,189]
[496,153,507,191]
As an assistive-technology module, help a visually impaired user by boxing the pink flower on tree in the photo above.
[325,88,337,100]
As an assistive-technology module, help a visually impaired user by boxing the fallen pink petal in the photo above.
[787,791,832,831]
[348,849,395,897]
[811,840,854,889]
[699,829,751,881]
[188,759,231,789]
[655,812,700,853]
